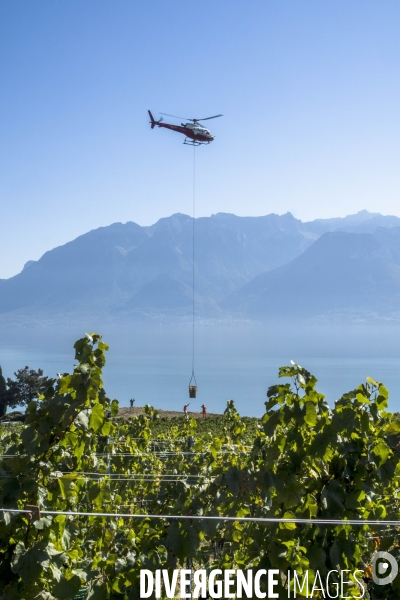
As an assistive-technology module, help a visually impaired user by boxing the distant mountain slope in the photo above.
[126,274,194,311]
[0,221,148,313]
[304,209,400,235]
[1,210,400,321]
[223,229,400,318]
[0,212,313,317]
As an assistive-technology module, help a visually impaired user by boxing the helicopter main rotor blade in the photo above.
[195,114,223,121]
[160,112,189,120]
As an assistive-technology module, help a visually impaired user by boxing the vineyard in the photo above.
[1,334,400,599]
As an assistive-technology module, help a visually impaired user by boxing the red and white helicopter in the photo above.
[148,110,223,145]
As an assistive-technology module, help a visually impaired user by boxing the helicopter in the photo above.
[148,110,223,145]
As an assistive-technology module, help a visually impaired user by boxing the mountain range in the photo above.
[1,209,400,322]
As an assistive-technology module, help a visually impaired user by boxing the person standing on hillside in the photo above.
[183,403,190,415]
[201,404,207,418]
[130,398,135,408]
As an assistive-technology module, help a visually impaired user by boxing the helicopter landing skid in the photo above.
[183,138,210,146]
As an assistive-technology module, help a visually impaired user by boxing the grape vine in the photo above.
[1,335,400,599]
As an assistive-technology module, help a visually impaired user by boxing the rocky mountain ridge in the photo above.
[1,210,400,322]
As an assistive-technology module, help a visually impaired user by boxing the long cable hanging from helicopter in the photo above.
[189,145,196,398]
[148,109,223,399]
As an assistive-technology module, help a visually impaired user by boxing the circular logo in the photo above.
[372,551,398,586]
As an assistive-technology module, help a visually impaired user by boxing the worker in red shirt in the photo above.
[201,404,207,418]
[183,403,190,415]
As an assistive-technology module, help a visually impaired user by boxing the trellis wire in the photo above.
[1,507,400,526]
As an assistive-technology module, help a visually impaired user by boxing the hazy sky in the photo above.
[1,1,400,278]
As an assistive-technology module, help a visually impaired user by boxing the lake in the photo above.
[1,321,399,416]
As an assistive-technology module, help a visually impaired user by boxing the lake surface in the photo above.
[1,322,400,416]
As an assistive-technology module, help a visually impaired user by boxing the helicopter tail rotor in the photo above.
[148,110,156,129]
[149,110,164,129]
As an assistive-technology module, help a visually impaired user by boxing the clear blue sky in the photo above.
[1,1,400,278]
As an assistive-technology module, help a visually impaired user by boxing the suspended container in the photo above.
[189,373,197,398]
